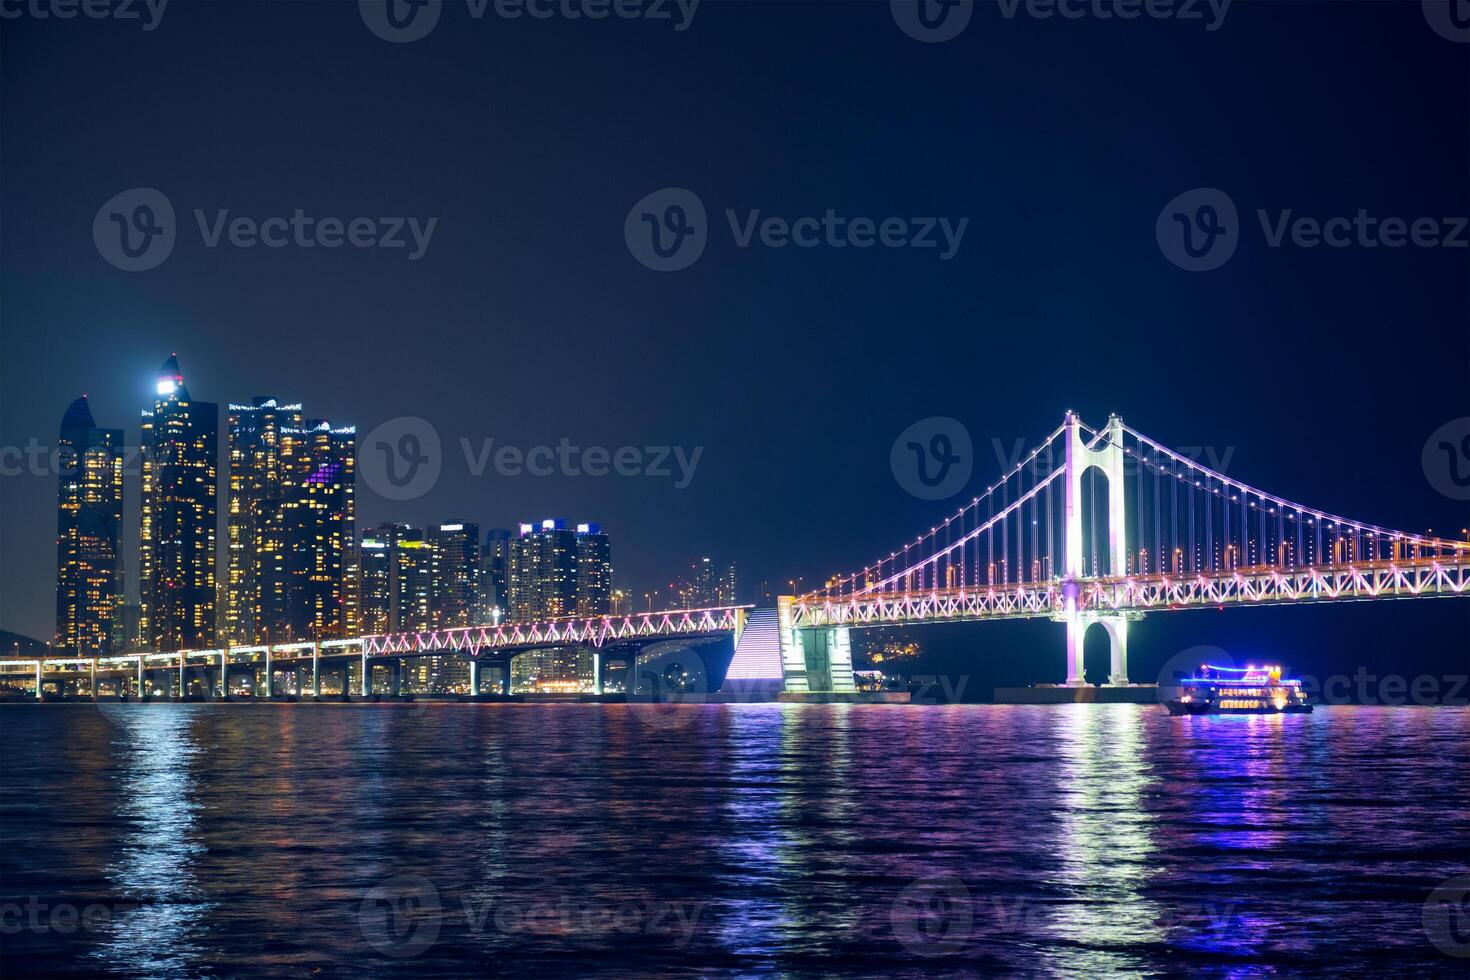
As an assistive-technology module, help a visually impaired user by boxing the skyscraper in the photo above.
[225,397,303,644]
[227,402,355,644]
[357,530,392,635]
[507,519,579,621]
[575,523,612,616]
[429,521,480,628]
[140,356,219,652]
[280,420,356,640]
[55,396,124,656]
[678,557,737,607]
[360,523,433,633]
[481,528,511,624]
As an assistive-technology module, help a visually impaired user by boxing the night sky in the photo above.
[2,0,1466,687]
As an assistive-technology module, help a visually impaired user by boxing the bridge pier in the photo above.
[776,599,856,694]
[1065,614,1131,686]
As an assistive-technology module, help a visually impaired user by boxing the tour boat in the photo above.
[1165,663,1312,715]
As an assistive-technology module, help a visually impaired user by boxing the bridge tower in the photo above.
[1062,412,1132,686]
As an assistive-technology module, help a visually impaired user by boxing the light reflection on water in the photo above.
[95,707,213,978]
[1,703,1466,978]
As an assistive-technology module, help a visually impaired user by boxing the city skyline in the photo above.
[37,354,744,655]
[2,3,1467,973]
[5,2,1465,689]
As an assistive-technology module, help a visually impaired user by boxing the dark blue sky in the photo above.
[2,1,1466,683]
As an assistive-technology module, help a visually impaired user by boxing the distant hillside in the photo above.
[0,630,49,658]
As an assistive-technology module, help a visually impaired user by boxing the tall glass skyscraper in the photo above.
[508,519,579,621]
[140,356,219,652]
[55,396,124,655]
[281,420,356,640]
[429,521,480,628]
[225,397,302,644]
[575,523,613,616]
[226,402,355,643]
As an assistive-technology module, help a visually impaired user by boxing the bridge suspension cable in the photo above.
[805,414,1470,605]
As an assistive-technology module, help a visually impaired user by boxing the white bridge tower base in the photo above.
[1061,412,1134,686]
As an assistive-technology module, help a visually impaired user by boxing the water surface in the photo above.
[2,703,1466,977]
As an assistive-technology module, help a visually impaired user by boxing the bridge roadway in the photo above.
[789,555,1470,629]
[0,606,751,700]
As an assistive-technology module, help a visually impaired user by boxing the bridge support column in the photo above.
[1103,617,1129,686]
[592,653,603,695]
[1061,412,1128,686]
[777,599,856,694]
[468,659,480,697]
[312,644,321,698]
[776,596,805,693]
[1065,609,1085,686]
[1064,614,1132,686]
[360,650,370,697]
[501,662,512,696]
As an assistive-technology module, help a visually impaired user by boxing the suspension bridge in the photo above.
[4,412,1467,700]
